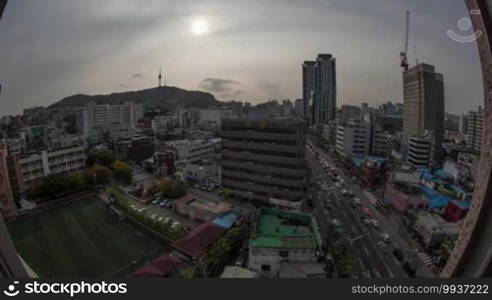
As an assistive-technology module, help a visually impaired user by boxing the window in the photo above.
[279,250,289,258]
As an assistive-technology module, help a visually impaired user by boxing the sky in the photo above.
[0,0,485,116]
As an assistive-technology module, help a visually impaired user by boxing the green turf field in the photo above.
[7,196,169,278]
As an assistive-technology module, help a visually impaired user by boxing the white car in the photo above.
[380,233,390,243]
[370,219,380,229]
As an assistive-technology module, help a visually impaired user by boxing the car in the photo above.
[151,199,160,205]
[159,199,169,207]
[200,186,207,191]
[370,219,380,228]
[362,207,372,217]
[341,189,348,196]
[380,233,390,243]
[353,198,362,206]
[393,248,404,261]
[348,190,355,197]
[362,217,371,225]
[332,219,342,228]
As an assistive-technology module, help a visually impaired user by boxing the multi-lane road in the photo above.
[306,139,434,278]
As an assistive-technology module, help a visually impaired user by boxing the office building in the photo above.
[335,120,370,158]
[221,118,307,209]
[403,63,445,152]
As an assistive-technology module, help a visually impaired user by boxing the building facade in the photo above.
[407,135,434,169]
[16,145,85,191]
[465,106,484,152]
[336,120,370,158]
[313,54,337,125]
[403,63,445,152]
[221,119,307,209]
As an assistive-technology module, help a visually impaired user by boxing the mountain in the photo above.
[49,86,220,110]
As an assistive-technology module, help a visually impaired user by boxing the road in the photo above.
[306,139,434,278]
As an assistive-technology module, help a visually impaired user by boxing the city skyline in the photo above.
[0,0,484,116]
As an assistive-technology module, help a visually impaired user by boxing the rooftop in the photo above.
[250,207,321,249]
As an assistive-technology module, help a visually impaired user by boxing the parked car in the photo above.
[159,199,169,207]
[362,207,372,217]
[353,198,362,206]
[332,219,342,228]
[362,217,371,225]
[393,248,404,261]
[151,198,160,205]
[370,219,380,229]
[380,233,390,243]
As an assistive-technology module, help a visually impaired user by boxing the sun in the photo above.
[191,18,209,36]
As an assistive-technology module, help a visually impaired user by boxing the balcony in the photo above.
[222,178,304,198]
[222,140,299,154]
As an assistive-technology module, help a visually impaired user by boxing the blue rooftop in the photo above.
[435,169,452,180]
[421,186,451,209]
[212,212,238,229]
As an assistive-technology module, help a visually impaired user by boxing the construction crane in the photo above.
[400,11,410,71]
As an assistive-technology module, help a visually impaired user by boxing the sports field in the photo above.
[7,196,169,278]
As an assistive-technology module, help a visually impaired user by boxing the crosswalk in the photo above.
[414,249,438,266]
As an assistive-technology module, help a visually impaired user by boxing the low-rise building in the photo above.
[15,145,86,191]
[407,135,434,169]
[248,207,322,278]
[413,214,461,249]
[174,194,231,222]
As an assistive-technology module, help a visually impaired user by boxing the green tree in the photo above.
[87,149,117,167]
[111,160,133,184]
[159,177,186,199]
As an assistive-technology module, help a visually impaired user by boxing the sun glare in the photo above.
[191,18,209,36]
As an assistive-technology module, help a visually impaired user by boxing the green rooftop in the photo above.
[250,207,322,249]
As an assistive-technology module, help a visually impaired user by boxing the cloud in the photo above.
[130,73,143,79]
[198,77,245,100]
[199,78,239,93]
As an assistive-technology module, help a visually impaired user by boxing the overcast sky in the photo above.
[0,0,484,116]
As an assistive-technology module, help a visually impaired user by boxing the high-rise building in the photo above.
[294,99,304,116]
[221,118,307,210]
[302,61,316,120]
[313,54,337,125]
[465,106,484,153]
[403,63,445,152]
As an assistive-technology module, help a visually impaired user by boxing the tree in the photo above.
[85,165,112,185]
[87,149,117,167]
[111,160,133,184]
[159,177,186,199]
